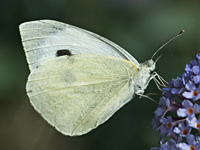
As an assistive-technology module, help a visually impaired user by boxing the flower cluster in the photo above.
[151,54,200,150]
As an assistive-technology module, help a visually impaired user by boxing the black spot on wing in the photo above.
[56,50,72,57]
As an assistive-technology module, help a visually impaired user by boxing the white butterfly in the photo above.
[19,20,183,136]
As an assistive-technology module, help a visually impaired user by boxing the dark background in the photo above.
[1,0,200,149]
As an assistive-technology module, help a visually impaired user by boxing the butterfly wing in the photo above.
[19,20,139,70]
[27,54,137,136]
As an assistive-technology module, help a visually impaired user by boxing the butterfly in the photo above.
[19,20,183,136]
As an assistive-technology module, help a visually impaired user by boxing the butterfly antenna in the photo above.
[155,53,163,64]
[151,30,184,60]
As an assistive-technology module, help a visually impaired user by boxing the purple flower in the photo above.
[163,77,183,95]
[177,100,199,118]
[182,72,192,85]
[196,53,200,62]
[160,139,178,150]
[185,64,192,72]
[190,59,198,66]
[162,91,173,99]
[172,77,184,94]
[178,134,200,150]
[185,59,198,74]
[152,116,162,131]
[160,116,174,137]
[151,139,178,150]
[151,54,200,149]
[193,75,200,84]
[174,121,191,137]
[182,81,200,101]
[192,66,200,75]
[154,97,170,117]
[187,116,200,129]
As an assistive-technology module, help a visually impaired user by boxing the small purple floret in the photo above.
[177,100,199,118]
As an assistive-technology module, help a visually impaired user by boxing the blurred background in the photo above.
[0,0,200,149]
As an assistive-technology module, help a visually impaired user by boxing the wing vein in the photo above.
[29,78,129,98]
[71,81,129,135]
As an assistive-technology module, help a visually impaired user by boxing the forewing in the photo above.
[27,54,137,136]
[19,20,139,70]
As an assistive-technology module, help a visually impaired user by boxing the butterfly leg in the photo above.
[152,72,168,92]
[153,72,168,86]
[136,93,159,105]
[153,77,164,91]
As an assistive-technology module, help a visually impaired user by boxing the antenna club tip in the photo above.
[178,30,185,35]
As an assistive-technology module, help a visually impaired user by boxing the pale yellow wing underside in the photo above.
[26,54,137,136]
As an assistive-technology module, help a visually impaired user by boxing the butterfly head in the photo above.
[146,59,156,72]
